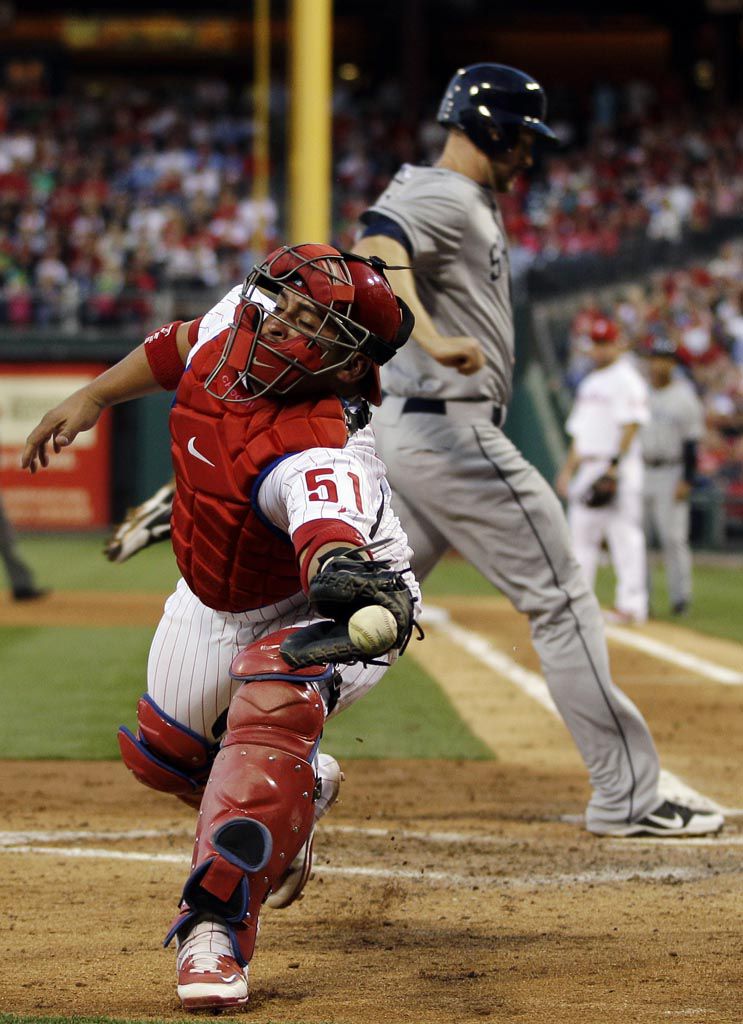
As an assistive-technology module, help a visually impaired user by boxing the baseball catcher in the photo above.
[22,242,420,1011]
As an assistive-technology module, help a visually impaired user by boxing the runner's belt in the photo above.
[400,397,503,426]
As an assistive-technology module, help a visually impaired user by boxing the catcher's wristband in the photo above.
[292,519,366,593]
[143,321,185,389]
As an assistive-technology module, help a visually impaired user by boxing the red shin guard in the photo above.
[165,628,332,965]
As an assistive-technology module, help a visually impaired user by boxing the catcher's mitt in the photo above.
[584,472,617,508]
[280,546,419,668]
[104,481,175,563]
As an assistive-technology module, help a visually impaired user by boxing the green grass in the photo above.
[322,655,491,760]
[1,535,489,761]
[0,626,152,758]
[425,554,743,644]
[2,535,741,761]
[11,533,180,593]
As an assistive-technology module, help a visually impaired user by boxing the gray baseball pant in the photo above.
[373,397,661,832]
[0,492,35,594]
[644,465,693,608]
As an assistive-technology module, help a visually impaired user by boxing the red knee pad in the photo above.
[118,695,217,809]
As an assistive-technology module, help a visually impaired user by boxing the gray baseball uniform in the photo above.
[361,163,661,832]
[641,375,704,608]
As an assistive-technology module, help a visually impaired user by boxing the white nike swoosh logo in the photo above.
[187,436,216,467]
[646,811,684,828]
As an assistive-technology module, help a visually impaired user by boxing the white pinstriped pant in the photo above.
[147,576,390,742]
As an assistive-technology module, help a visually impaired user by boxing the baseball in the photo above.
[348,605,398,656]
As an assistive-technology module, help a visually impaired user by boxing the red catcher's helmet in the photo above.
[589,317,619,343]
[204,243,412,404]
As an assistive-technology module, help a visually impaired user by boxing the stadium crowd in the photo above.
[0,75,742,328]
[565,239,743,523]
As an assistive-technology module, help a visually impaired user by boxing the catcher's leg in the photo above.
[166,627,332,1010]
[264,749,344,909]
[118,694,217,809]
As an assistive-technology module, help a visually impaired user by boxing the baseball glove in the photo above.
[584,472,617,508]
[280,547,419,668]
[104,481,175,563]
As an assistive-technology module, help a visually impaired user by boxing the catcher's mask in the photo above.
[204,243,413,404]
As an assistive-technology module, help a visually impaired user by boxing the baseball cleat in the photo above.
[603,607,646,626]
[177,952,248,1011]
[176,916,248,1011]
[265,753,343,909]
[12,586,51,601]
[104,481,175,563]
[597,799,724,838]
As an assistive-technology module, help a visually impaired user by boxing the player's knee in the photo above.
[118,694,217,808]
[226,626,331,757]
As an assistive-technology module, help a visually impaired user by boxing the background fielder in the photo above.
[557,316,650,625]
[641,337,705,615]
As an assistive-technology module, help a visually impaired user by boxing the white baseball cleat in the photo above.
[603,607,646,626]
[265,753,343,909]
[594,799,724,838]
[176,917,248,1011]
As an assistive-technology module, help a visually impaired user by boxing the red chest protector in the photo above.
[170,343,348,612]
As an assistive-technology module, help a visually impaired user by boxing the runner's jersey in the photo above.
[641,377,704,462]
[362,163,514,405]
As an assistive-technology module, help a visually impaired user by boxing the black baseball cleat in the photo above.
[13,587,50,602]
[597,800,724,838]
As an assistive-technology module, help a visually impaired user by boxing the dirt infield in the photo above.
[2,591,742,1023]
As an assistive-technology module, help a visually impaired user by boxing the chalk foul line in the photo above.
[0,839,737,890]
[421,604,742,818]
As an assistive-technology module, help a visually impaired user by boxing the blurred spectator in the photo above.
[0,75,741,330]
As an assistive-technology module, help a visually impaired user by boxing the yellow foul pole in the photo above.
[288,0,332,243]
[252,0,271,255]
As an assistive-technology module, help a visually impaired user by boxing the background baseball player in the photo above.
[353,63,722,839]
[22,243,420,1012]
[0,485,48,601]
[556,316,650,624]
[641,337,705,615]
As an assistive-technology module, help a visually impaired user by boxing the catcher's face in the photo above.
[204,244,380,403]
[264,289,340,350]
[251,289,360,396]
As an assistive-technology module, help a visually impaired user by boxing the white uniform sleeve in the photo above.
[615,368,650,426]
[256,445,384,544]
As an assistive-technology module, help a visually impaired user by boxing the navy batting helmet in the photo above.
[437,63,557,157]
